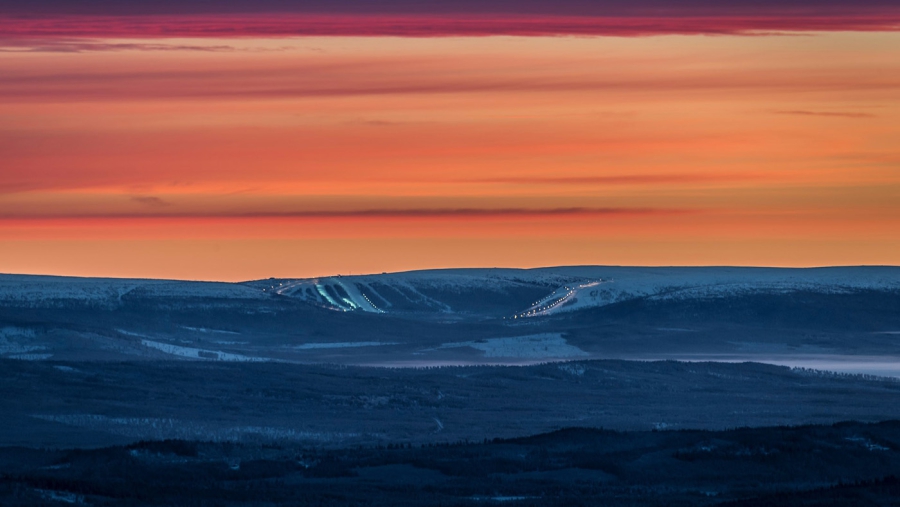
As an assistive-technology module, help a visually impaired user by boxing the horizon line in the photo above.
[2,264,898,285]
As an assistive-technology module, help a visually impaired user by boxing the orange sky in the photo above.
[1,33,899,280]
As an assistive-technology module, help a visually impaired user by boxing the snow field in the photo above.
[440,334,588,358]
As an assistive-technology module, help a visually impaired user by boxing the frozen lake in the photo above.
[630,355,900,378]
[360,355,900,378]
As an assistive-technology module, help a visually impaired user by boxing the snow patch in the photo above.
[116,329,151,338]
[440,334,588,358]
[181,326,240,335]
[140,339,268,362]
[292,341,397,350]
[0,326,35,339]
[846,436,890,451]
[0,326,46,357]
[9,353,53,360]
[558,363,586,376]
[36,489,84,504]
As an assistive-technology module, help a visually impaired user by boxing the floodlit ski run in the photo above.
[273,278,384,313]
[513,281,604,319]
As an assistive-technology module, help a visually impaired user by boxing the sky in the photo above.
[1,1,899,281]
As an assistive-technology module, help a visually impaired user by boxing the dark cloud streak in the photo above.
[0,207,685,220]
[0,39,237,53]
[131,196,171,208]
[4,71,898,102]
[470,173,766,186]
[776,110,876,118]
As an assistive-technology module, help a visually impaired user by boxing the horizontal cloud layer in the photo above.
[2,13,899,41]
[2,11,898,278]
[4,64,897,103]
[0,207,681,220]
[4,0,900,16]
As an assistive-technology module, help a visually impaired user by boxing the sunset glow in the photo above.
[2,2,899,280]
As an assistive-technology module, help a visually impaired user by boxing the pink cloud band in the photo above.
[2,13,900,40]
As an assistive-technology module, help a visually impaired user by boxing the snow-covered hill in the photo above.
[2,266,898,318]
[0,274,266,307]
[1,266,899,367]
[252,266,900,318]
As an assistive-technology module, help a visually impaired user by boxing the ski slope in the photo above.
[3,266,898,319]
[261,266,900,318]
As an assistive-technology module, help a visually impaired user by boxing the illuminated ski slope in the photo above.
[265,266,900,318]
[3,266,898,318]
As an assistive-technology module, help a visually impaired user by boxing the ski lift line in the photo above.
[513,281,600,318]
[359,292,385,313]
